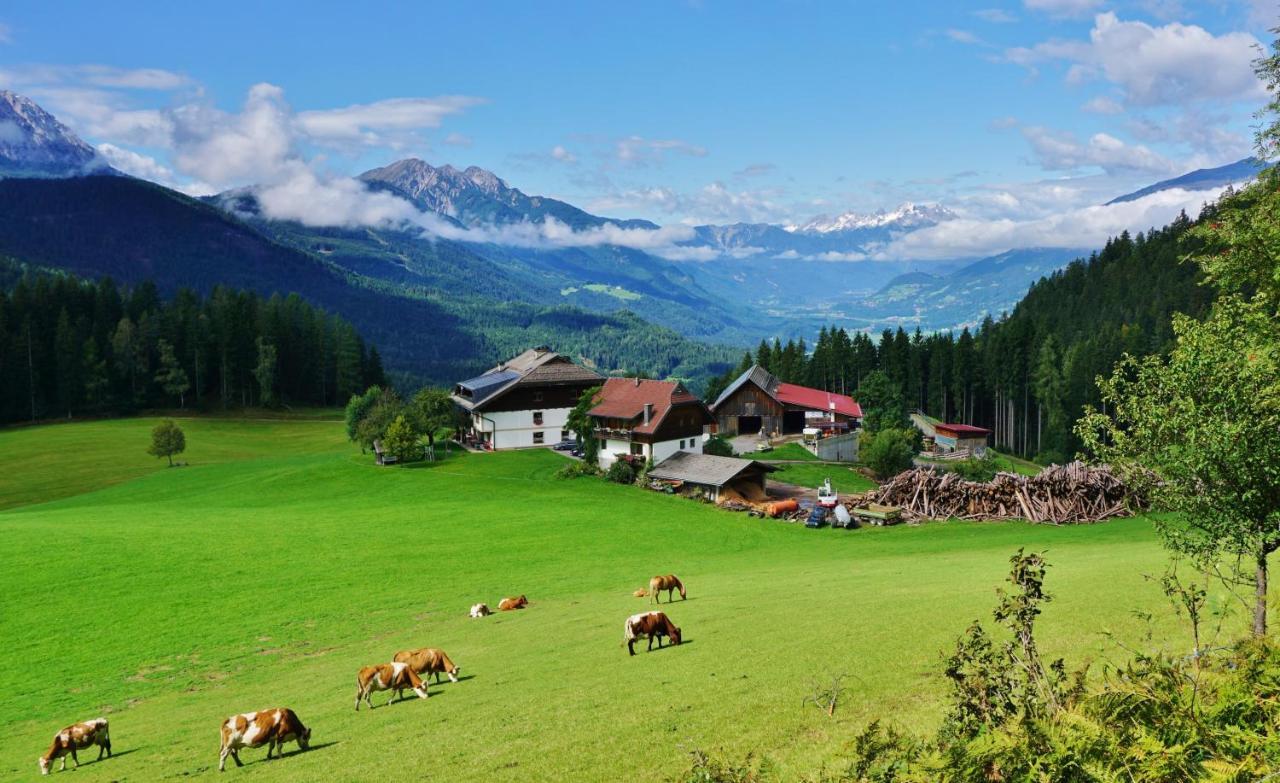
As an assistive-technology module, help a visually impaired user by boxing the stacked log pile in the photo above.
[864,461,1142,524]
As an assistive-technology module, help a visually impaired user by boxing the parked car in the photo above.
[553,439,577,451]
[570,447,584,458]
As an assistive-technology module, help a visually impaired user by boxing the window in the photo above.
[630,442,643,456]
[597,438,605,451]
[533,390,543,402]
[533,411,544,425]
[533,431,545,444]
[561,429,570,440]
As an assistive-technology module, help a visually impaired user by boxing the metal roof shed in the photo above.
[648,452,778,502]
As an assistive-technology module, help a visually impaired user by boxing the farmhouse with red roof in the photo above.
[709,365,862,437]
[588,377,715,469]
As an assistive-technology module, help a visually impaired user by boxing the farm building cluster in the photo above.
[449,347,1005,522]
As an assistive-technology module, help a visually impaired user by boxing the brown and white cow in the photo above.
[38,718,111,775]
[393,647,461,684]
[355,661,429,709]
[498,595,528,611]
[469,603,491,618]
[218,708,310,772]
[624,611,682,656]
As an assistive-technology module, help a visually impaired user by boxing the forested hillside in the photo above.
[0,176,739,391]
[0,266,386,423]
[710,207,1215,462]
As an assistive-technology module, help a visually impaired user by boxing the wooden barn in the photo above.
[709,365,862,437]
[647,452,777,503]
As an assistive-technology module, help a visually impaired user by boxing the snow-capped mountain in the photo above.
[0,90,109,177]
[790,202,957,234]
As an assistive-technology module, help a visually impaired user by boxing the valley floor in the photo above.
[0,418,1199,781]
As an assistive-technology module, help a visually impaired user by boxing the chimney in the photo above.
[643,403,653,425]
[634,377,641,387]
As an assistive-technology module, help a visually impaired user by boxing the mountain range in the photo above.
[0,90,1259,386]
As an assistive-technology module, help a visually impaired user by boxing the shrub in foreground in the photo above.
[677,552,1280,782]
[605,459,636,485]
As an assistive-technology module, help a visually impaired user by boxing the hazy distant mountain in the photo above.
[1106,157,1265,205]
[0,90,111,178]
[358,158,656,231]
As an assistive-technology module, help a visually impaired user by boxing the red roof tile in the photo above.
[588,377,707,434]
[936,423,991,436]
[774,382,863,418]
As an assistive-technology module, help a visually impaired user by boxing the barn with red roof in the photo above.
[709,365,862,437]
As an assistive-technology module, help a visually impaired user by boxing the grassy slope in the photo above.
[767,462,878,495]
[0,419,1200,781]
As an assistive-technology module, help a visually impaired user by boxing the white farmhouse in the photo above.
[588,377,716,470]
[452,348,602,450]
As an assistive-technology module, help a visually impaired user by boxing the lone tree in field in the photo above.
[148,419,186,467]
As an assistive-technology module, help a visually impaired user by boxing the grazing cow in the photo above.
[624,611,682,656]
[38,718,110,775]
[217,708,310,772]
[498,595,528,611]
[649,574,687,604]
[355,662,429,710]
[470,603,491,618]
[393,647,461,684]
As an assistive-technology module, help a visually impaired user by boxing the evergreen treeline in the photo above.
[0,268,386,423]
[708,209,1214,462]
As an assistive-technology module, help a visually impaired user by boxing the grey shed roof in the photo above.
[648,452,777,487]
[710,364,779,411]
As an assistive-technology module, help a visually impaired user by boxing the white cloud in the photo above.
[588,180,785,225]
[615,135,708,165]
[443,132,472,147]
[550,144,576,163]
[1006,13,1264,107]
[295,95,483,148]
[0,64,188,91]
[881,185,1228,260]
[946,29,984,45]
[1082,95,1124,113]
[1021,125,1175,174]
[734,162,776,177]
[973,8,1018,22]
[1023,0,1103,18]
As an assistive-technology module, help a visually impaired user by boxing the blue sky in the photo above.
[0,0,1273,254]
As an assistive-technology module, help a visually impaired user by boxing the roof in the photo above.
[648,452,778,487]
[452,348,601,411]
[710,365,778,410]
[587,377,710,435]
[710,364,863,418]
[936,423,991,437]
[774,383,863,418]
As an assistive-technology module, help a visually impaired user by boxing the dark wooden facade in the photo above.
[478,383,593,413]
[713,382,787,435]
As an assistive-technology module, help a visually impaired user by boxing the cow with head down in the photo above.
[355,661,430,709]
[393,647,461,684]
[38,718,111,775]
[218,708,310,772]
[624,611,682,656]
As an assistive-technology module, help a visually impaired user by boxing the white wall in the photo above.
[471,407,573,450]
[598,434,705,470]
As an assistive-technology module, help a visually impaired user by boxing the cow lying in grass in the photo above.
[470,603,491,618]
[624,611,682,655]
[38,718,111,775]
[355,662,430,709]
[393,647,461,684]
[218,708,310,772]
[498,595,528,611]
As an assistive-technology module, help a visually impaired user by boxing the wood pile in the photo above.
[862,461,1143,524]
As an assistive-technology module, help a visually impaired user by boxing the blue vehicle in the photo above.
[805,505,828,528]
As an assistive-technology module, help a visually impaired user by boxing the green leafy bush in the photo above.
[950,456,998,482]
[703,434,735,457]
[861,428,916,479]
[554,459,598,479]
[605,459,636,485]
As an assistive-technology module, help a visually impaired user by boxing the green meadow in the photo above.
[0,418,1199,781]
